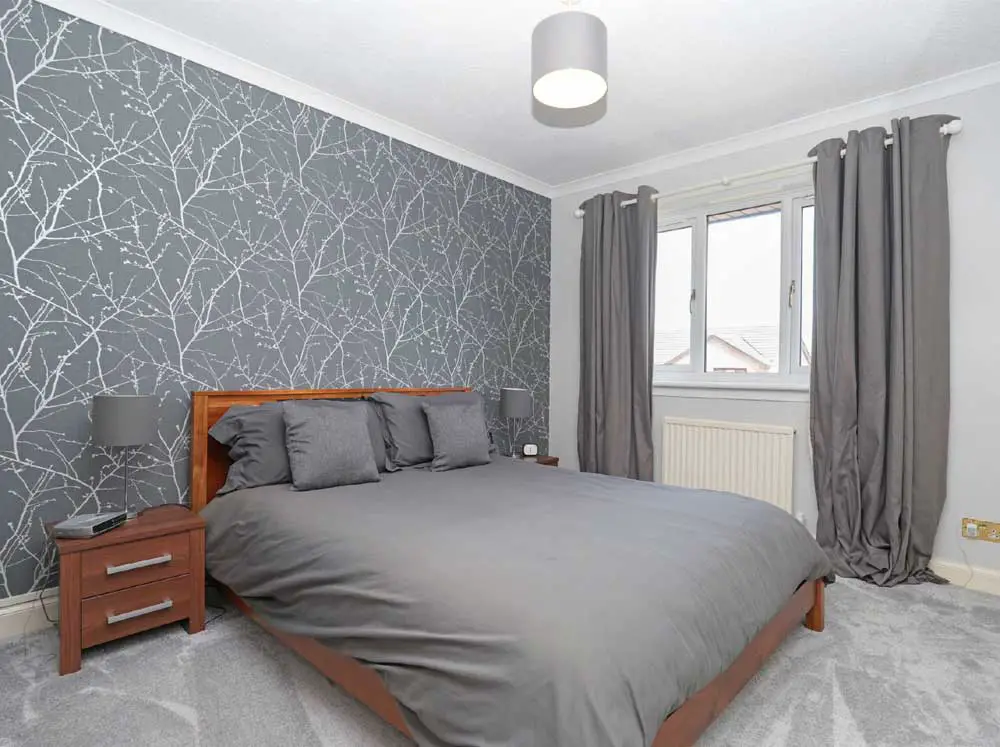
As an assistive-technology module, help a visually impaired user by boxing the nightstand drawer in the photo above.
[82,574,190,648]
[81,532,190,596]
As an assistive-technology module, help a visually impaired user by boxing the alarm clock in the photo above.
[522,443,539,457]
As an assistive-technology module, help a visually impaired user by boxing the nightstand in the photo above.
[526,455,559,467]
[53,504,205,675]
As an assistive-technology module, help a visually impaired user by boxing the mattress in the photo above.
[202,458,830,747]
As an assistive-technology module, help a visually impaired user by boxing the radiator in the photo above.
[660,417,794,513]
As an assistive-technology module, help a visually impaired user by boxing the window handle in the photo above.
[689,288,696,314]
[788,280,796,309]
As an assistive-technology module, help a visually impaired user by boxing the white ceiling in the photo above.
[65,0,1000,192]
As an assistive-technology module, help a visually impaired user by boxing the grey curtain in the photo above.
[809,115,953,586]
[578,186,657,481]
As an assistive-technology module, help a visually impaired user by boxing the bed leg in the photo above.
[804,579,825,632]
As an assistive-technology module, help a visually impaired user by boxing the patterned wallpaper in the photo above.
[0,0,550,598]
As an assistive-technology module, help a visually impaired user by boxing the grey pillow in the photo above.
[421,401,492,471]
[209,402,290,495]
[282,402,380,490]
[292,399,388,473]
[433,391,498,455]
[371,391,487,470]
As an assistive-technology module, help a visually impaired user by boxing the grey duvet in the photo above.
[202,459,830,747]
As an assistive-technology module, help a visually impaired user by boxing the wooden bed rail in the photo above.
[219,577,824,747]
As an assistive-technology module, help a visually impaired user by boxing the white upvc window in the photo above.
[653,184,815,390]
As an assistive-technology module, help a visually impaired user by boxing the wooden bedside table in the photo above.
[53,504,205,675]
[527,455,559,467]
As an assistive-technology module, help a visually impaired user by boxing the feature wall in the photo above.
[0,0,550,598]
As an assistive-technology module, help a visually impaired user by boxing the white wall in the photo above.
[549,80,1000,573]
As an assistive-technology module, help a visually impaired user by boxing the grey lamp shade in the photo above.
[531,11,607,114]
[532,93,607,128]
[500,388,532,419]
[92,394,158,446]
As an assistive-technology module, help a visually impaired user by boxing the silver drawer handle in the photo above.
[106,553,172,576]
[107,599,173,625]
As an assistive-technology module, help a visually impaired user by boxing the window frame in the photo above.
[653,184,814,391]
[790,195,815,378]
[655,219,698,373]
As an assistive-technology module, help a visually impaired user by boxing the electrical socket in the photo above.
[961,517,1000,543]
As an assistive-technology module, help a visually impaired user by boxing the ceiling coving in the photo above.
[531,7,608,128]
[50,0,1000,192]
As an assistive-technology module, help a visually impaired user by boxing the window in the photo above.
[653,190,813,387]
[706,204,782,373]
[654,227,693,369]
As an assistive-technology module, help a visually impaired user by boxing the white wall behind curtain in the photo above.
[549,79,1000,580]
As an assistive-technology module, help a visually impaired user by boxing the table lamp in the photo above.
[92,394,158,518]
[499,387,532,458]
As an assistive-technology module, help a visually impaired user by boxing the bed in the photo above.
[191,387,830,747]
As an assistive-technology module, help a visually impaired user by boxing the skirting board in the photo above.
[0,589,59,641]
[929,559,1000,597]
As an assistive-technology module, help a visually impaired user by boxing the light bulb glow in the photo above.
[532,68,607,109]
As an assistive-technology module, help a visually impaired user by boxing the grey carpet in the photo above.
[1,579,998,746]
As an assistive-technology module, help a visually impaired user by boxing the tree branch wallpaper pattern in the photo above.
[0,0,550,599]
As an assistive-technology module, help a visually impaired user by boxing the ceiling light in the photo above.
[531,8,607,125]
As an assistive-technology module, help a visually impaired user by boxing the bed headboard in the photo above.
[190,387,471,513]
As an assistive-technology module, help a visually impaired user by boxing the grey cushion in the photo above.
[282,402,380,490]
[292,399,388,473]
[433,391,498,455]
[421,401,492,471]
[371,391,487,470]
[209,402,290,495]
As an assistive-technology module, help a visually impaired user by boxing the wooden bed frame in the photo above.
[191,387,825,747]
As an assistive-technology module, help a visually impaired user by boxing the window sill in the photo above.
[653,378,810,402]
